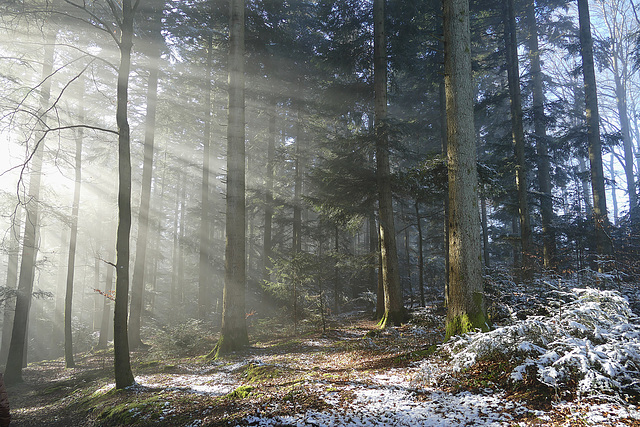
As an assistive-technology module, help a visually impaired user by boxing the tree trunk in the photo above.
[97,226,116,349]
[130,12,161,347]
[263,101,276,283]
[211,0,248,357]
[577,0,613,257]
[415,201,425,307]
[610,154,618,224]
[443,0,488,340]
[504,0,533,272]
[64,93,84,368]
[612,53,637,210]
[293,102,303,255]
[5,27,56,385]
[526,0,556,268]
[374,0,405,328]
[199,21,214,322]
[439,70,449,307]
[0,206,21,367]
[481,195,490,268]
[113,0,136,389]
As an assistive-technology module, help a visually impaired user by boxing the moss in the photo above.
[94,395,164,425]
[377,307,408,328]
[445,309,490,341]
[225,385,253,400]
[241,363,281,383]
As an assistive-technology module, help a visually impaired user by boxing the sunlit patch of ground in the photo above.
[6,308,640,426]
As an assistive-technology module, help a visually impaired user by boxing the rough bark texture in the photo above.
[212,0,249,357]
[130,13,161,346]
[504,0,532,271]
[443,0,488,340]
[5,28,55,385]
[374,0,405,328]
[114,0,136,389]
[577,0,613,257]
[526,0,556,268]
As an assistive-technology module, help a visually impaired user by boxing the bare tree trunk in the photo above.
[64,90,84,368]
[199,18,214,321]
[374,0,405,328]
[113,0,137,389]
[610,154,619,224]
[577,0,613,257]
[211,0,248,357]
[504,0,532,272]
[130,12,162,347]
[97,224,116,349]
[263,101,276,283]
[526,0,556,268]
[415,202,425,307]
[293,102,303,255]
[5,26,56,385]
[443,0,487,339]
[612,53,637,210]
[481,195,490,268]
[0,206,21,367]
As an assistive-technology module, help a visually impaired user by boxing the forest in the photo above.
[0,0,639,425]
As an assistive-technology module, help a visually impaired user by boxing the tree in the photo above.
[64,83,84,369]
[525,0,556,268]
[210,0,249,358]
[443,0,488,339]
[112,0,138,389]
[374,0,405,328]
[4,23,56,385]
[504,0,533,272]
[577,0,613,257]
[129,2,163,348]
[0,205,21,367]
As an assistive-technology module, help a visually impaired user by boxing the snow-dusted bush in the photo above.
[440,288,640,399]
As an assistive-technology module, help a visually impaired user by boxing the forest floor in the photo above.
[6,276,640,426]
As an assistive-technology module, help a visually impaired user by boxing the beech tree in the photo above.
[4,23,56,386]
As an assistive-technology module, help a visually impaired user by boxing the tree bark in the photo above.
[211,0,249,357]
[130,10,162,346]
[443,0,487,339]
[0,206,21,367]
[415,201,425,307]
[64,91,84,368]
[5,26,56,385]
[263,101,276,283]
[612,53,637,210]
[577,0,613,257]
[504,0,532,272]
[525,0,556,268]
[199,18,214,322]
[374,0,405,328]
[113,0,136,389]
[97,226,116,349]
